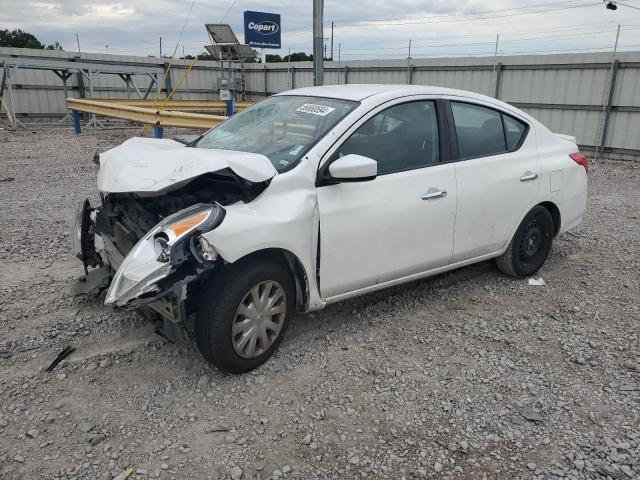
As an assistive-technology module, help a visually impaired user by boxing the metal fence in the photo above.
[0,47,229,124]
[2,47,640,158]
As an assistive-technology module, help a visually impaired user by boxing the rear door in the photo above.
[447,100,540,262]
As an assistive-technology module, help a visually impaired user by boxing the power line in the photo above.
[283,1,603,38]
[339,28,640,52]
[341,0,593,26]
[339,43,640,58]
[220,0,240,22]
[331,21,639,47]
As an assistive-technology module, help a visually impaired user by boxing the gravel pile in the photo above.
[0,127,638,479]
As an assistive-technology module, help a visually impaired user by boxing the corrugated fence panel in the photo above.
[607,112,640,151]
[615,66,640,107]
[501,67,609,105]
[413,69,494,96]
[521,107,600,147]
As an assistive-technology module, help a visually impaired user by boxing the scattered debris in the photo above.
[619,384,639,392]
[205,425,231,433]
[527,277,546,286]
[113,467,135,480]
[520,406,545,423]
[99,357,112,368]
[88,433,106,446]
[78,422,96,433]
[0,177,15,182]
[230,466,243,480]
[45,346,75,372]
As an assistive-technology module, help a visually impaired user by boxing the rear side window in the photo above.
[503,115,527,150]
[451,102,506,159]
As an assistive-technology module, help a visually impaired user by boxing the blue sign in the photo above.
[244,11,281,49]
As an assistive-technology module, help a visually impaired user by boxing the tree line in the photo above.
[0,29,63,50]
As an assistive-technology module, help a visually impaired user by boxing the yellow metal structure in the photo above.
[67,98,228,129]
[88,98,254,112]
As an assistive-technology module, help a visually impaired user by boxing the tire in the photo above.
[496,206,554,278]
[195,257,295,374]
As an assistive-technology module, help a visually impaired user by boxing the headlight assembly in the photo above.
[104,203,225,308]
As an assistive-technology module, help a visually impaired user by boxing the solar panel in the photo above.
[205,24,239,45]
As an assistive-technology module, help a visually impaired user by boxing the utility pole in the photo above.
[159,37,162,58]
[338,43,341,62]
[407,39,412,59]
[330,21,334,60]
[313,0,324,86]
[492,34,500,73]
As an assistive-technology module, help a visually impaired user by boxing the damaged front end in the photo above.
[72,137,277,343]
[72,199,225,345]
[104,203,224,308]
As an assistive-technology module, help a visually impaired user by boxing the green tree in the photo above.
[266,54,283,63]
[283,52,313,62]
[0,29,62,50]
[46,41,63,51]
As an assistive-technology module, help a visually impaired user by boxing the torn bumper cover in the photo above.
[104,203,225,309]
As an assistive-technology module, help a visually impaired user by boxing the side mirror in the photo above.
[326,154,377,183]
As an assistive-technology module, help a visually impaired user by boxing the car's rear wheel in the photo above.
[195,257,295,374]
[496,206,554,278]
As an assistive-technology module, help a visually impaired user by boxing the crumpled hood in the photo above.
[97,137,277,194]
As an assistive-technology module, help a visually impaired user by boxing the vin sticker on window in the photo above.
[288,145,304,155]
[296,104,336,116]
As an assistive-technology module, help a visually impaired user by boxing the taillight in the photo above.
[570,152,589,173]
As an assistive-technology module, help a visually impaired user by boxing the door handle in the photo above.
[520,172,538,182]
[421,190,448,200]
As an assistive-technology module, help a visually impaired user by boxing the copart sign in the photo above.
[244,11,281,49]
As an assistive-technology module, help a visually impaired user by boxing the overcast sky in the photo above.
[1,0,640,59]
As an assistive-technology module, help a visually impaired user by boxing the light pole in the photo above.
[313,0,324,86]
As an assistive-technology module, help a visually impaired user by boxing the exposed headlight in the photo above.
[104,204,224,308]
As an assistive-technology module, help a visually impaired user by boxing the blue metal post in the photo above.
[72,110,81,134]
[154,126,164,138]
[226,98,235,117]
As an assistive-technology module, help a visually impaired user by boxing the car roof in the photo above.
[275,84,492,102]
[274,84,535,124]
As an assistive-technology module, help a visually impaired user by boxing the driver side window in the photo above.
[336,101,440,175]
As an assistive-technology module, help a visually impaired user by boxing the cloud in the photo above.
[0,0,635,58]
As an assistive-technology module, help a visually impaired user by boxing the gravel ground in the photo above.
[0,126,638,480]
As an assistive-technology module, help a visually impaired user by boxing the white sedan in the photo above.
[72,85,588,373]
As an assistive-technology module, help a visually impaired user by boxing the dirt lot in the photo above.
[0,127,638,480]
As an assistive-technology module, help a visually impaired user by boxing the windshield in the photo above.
[194,95,358,172]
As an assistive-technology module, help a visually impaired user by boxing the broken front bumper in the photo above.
[72,199,225,310]
[103,203,225,308]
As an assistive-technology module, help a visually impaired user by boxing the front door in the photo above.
[316,99,458,299]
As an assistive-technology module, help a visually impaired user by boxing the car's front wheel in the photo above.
[496,206,554,278]
[195,257,295,374]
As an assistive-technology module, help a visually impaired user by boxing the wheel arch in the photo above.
[537,201,561,236]
[230,248,310,311]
